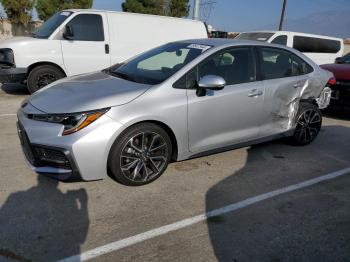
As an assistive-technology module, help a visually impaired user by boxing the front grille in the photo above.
[17,122,71,169]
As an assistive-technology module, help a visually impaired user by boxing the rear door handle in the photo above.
[248,89,263,97]
[105,44,110,54]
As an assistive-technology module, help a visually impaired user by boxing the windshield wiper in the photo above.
[108,71,137,82]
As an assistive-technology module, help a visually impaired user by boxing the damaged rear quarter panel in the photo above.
[259,64,331,137]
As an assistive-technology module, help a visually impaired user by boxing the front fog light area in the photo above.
[32,146,71,169]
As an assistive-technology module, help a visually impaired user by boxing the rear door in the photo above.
[61,13,111,76]
[257,47,314,136]
[187,46,265,153]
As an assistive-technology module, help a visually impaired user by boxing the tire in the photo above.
[290,102,322,146]
[108,123,172,186]
[27,65,65,94]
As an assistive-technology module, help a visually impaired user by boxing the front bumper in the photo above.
[0,66,27,83]
[17,121,82,181]
[17,105,124,181]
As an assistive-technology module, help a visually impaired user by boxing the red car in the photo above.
[320,52,350,111]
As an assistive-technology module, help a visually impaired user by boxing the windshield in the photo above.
[34,11,72,39]
[107,42,212,85]
[236,32,274,42]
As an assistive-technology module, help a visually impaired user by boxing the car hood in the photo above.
[29,72,151,114]
[320,64,350,81]
[0,36,40,48]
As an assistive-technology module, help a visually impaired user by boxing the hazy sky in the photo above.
[92,0,349,36]
[1,0,349,37]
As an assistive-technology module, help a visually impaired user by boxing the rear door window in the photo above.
[66,14,104,41]
[260,47,313,80]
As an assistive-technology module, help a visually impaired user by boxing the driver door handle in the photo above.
[248,89,263,97]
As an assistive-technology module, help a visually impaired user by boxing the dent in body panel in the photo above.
[264,73,330,135]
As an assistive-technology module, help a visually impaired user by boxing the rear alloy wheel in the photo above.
[291,103,322,145]
[108,123,172,186]
[27,65,65,93]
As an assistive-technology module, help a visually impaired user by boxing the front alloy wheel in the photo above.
[108,123,172,186]
[120,132,168,182]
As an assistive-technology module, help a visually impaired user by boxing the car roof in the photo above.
[176,38,279,48]
[238,31,342,41]
[174,38,318,67]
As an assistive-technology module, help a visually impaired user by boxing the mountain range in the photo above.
[258,9,350,38]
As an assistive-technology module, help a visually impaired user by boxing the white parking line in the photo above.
[59,167,350,262]
[0,113,16,117]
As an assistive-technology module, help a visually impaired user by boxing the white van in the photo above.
[236,31,344,65]
[0,10,208,93]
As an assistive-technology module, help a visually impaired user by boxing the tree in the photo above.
[0,0,33,25]
[36,0,93,21]
[122,0,189,17]
[122,0,166,16]
[36,0,61,21]
[168,0,189,17]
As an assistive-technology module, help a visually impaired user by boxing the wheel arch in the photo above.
[143,120,179,162]
[109,119,179,163]
[300,97,318,106]
[27,62,67,78]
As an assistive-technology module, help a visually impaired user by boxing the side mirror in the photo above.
[198,75,226,90]
[63,25,74,40]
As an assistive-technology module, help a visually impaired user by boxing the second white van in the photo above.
[236,31,344,65]
[0,10,208,93]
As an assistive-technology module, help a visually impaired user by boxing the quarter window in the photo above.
[198,47,256,85]
[66,14,104,41]
[260,47,313,79]
[291,54,313,76]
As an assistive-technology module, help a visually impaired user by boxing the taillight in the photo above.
[327,77,336,86]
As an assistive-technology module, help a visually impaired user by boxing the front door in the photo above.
[187,47,265,153]
[61,13,111,76]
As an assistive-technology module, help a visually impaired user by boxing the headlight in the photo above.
[29,108,109,135]
[0,48,15,67]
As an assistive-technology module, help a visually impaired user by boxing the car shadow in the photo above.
[0,175,89,262]
[205,125,350,261]
[1,83,29,95]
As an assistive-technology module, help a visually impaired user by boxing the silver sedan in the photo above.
[17,39,333,185]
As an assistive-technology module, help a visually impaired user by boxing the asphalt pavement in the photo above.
[0,84,349,262]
